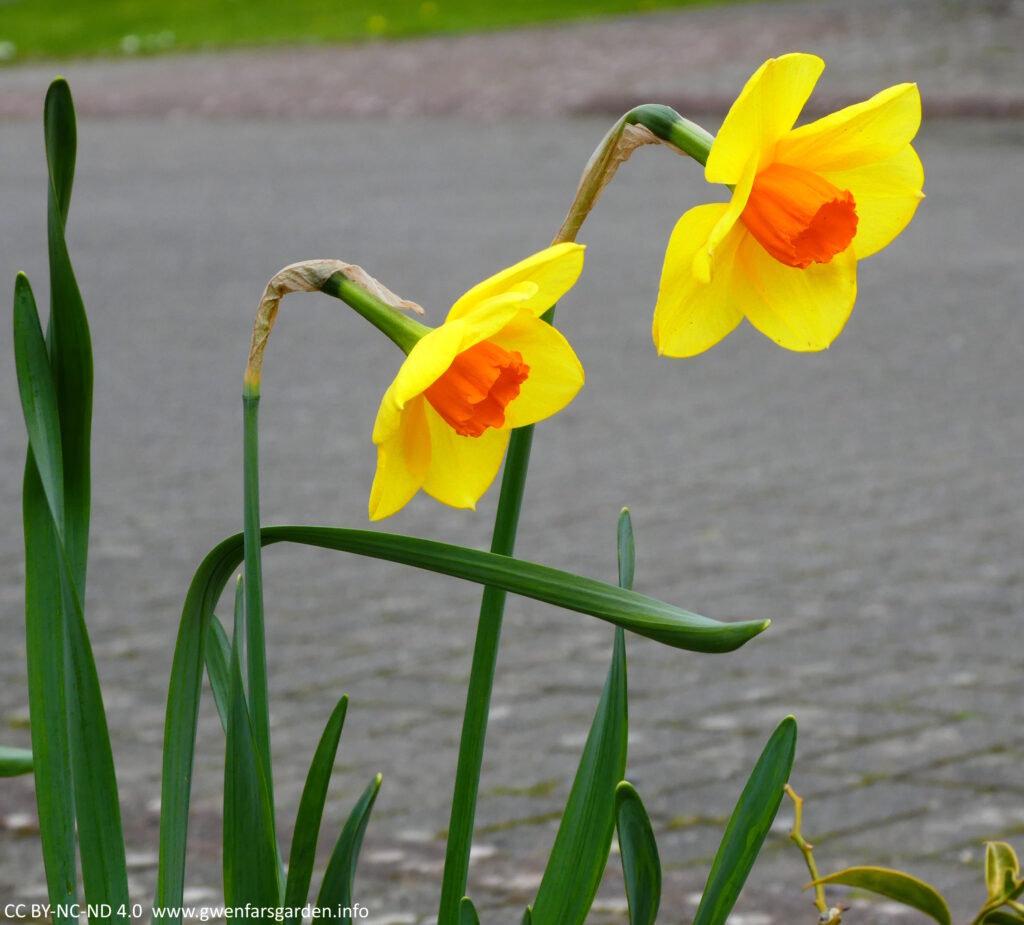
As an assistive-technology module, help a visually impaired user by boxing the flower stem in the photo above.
[437,308,550,925]
[239,262,425,877]
[319,273,428,355]
[242,380,276,825]
[436,104,712,924]
[554,103,714,244]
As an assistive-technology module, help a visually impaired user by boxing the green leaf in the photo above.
[981,912,1024,925]
[615,781,660,925]
[18,78,128,921]
[532,627,628,925]
[617,508,635,592]
[44,77,75,223]
[14,273,64,533]
[693,716,797,925]
[205,614,232,735]
[316,774,382,911]
[520,908,533,925]
[813,867,951,925]
[61,563,130,917]
[986,842,1021,902]
[22,457,76,921]
[43,78,91,595]
[158,525,766,916]
[223,577,280,909]
[284,695,350,909]
[0,746,34,777]
[46,76,128,917]
[249,527,766,653]
[459,897,481,925]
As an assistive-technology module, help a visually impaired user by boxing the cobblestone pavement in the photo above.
[1,2,1023,923]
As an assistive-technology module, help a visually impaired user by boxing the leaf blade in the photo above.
[693,716,797,925]
[158,524,766,915]
[615,781,660,925]
[316,774,383,911]
[459,897,481,925]
[223,578,280,910]
[284,695,350,909]
[0,746,34,777]
[812,867,951,925]
[986,841,1021,902]
[532,628,628,925]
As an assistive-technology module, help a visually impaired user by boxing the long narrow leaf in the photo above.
[158,525,766,916]
[0,746,34,777]
[61,565,130,917]
[19,77,128,918]
[615,781,660,925]
[459,898,481,925]
[520,908,532,925]
[44,77,129,916]
[21,457,75,923]
[812,867,950,925]
[284,696,350,909]
[223,578,280,909]
[205,615,232,734]
[43,78,91,594]
[316,774,382,912]
[14,273,64,531]
[693,716,797,925]
[617,508,635,592]
[532,627,628,925]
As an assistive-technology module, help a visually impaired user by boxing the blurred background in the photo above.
[1,1,1023,922]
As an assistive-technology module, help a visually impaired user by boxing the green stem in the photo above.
[629,103,714,164]
[437,309,550,925]
[320,273,428,355]
[240,264,427,788]
[242,383,275,823]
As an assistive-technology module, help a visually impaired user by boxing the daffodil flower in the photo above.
[369,243,585,520]
[653,52,924,356]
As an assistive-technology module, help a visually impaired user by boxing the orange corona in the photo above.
[742,163,858,269]
[425,340,530,438]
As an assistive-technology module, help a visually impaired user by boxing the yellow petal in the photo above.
[368,395,431,520]
[386,298,519,411]
[421,405,510,509]
[389,321,465,409]
[447,243,585,321]
[822,145,924,259]
[653,203,745,357]
[692,161,756,283]
[776,83,921,172]
[706,53,824,185]
[736,232,857,351]
[490,311,585,428]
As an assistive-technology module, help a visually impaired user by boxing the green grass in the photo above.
[0,0,737,63]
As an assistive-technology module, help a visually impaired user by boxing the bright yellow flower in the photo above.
[369,243,586,520]
[653,53,924,356]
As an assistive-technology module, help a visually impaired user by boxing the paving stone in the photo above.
[1,4,1023,923]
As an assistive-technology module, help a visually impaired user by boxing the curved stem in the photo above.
[238,261,427,886]
[436,105,714,925]
[554,104,714,245]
